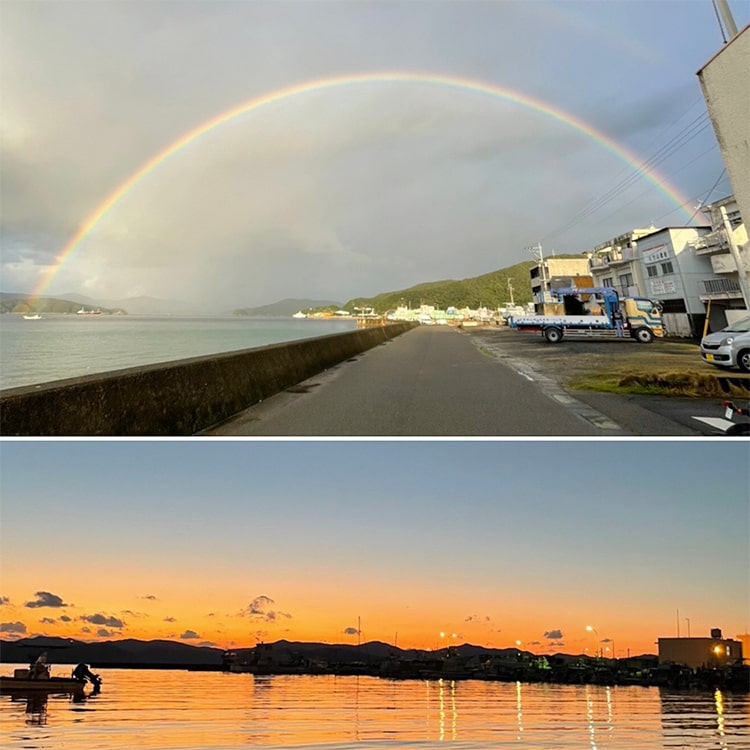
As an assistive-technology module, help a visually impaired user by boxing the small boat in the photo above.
[1,655,101,695]
[0,673,86,693]
[23,314,42,320]
[292,311,307,319]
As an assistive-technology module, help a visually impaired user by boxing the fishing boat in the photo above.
[23,314,42,320]
[1,655,101,694]
[0,672,86,693]
[292,311,307,319]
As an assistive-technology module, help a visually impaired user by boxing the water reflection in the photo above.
[2,670,748,749]
[660,687,740,748]
[516,680,523,740]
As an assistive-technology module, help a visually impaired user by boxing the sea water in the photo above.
[0,315,358,390]
[1,669,748,750]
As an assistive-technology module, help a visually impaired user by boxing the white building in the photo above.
[688,194,749,329]
[590,226,713,336]
[697,24,750,256]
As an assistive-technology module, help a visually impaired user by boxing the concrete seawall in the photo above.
[0,323,416,436]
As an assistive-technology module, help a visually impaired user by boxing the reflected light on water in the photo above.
[715,688,728,750]
[515,680,523,740]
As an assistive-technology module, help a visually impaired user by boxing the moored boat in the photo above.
[23,314,42,320]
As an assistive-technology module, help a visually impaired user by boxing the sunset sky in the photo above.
[1,440,747,657]
[2,1,749,309]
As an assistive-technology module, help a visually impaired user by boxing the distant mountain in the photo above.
[234,298,341,317]
[0,635,655,668]
[0,636,223,666]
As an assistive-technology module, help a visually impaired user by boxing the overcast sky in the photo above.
[1,1,748,309]
[1,440,747,653]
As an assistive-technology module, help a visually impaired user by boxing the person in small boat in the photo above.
[29,654,50,680]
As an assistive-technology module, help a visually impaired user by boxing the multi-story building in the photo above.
[688,194,749,329]
[589,226,712,336]
[697,24,750,260]
[529,256,592,313]
[658,628,743,669]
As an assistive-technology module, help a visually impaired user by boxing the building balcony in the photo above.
[590,247,637,268]
[699,277,744,300]
[690,230,729,255]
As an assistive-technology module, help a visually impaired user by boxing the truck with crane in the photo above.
[508,287,664,343]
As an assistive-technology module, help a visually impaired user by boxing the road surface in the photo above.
[200,326,670,436]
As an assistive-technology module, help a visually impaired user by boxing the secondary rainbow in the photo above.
[32,71,700,297]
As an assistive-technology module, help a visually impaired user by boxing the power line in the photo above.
[541,112,713,242]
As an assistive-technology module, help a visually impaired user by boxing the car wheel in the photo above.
[633,327,653,344]
[544,327,563,344]
[737,349,750,373]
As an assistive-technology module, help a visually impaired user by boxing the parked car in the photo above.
[700,316,750,372]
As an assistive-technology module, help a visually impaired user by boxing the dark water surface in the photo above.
[1,669,748,749]
[0,315,357,389]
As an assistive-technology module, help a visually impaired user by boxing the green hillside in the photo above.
[344,260,537,312]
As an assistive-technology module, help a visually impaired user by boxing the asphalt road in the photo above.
[201,326,649,436]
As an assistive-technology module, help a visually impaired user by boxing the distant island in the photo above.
[233,298,342,317]
[0,293,126,316]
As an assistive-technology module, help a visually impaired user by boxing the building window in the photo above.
[602,277,613,288]
[618,273,634,295]
[647,266,659,277]
[661,261,674,274]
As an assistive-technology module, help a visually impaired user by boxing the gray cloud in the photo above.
[60,615,72,622]
[0,621,27,633]
[140,594,158,600]
[343,626,359,635]
[0,2,723,310]
[164,616,177,623]
[244,595,292,623]
[180,630,200,640]
[39,617,56,624]
[81,614,125,628]
[544,629,563,640]
[25,591,69,609]
[97,628,113,637]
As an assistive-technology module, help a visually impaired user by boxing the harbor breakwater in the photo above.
[0,322,416,436]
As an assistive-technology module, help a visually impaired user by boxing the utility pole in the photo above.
[720,206,750,310]
[715,0,738,39]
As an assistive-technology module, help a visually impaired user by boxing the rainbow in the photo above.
[32,71,701,297]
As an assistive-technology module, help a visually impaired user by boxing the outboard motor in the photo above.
[73,663,102,688]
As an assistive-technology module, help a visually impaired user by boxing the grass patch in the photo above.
[568,370,750,398]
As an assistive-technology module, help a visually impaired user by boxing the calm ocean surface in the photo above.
[0,315,358,390]
[1,669,748,750]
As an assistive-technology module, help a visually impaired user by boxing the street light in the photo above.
[586,625,599,657]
